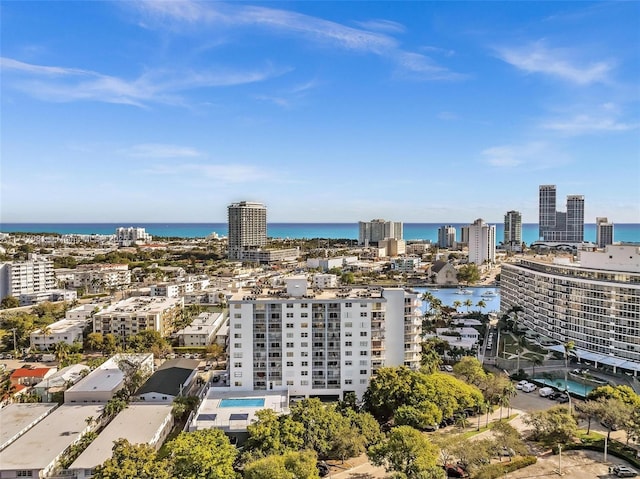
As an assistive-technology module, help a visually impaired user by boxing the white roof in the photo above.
[0,405,103,471]
[0,403,58,451]
[70,404,172,470]
[66,354,153,394]
[34,364,90,389]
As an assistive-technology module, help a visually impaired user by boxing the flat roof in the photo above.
[0,403,58,451]
[190,389,287,432]
[70,404,172,470]
[66,363,124,393]
[0,404,103,471]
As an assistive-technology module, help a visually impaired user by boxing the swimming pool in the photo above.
[219,398,265,408]
[533,378,595,398]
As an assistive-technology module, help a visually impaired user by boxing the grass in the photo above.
[457,414,520,439]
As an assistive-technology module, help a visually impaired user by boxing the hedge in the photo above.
[473,455,537,479]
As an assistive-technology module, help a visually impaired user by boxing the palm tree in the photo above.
[476,300,487,310]
[463,299,473,313]
[54,341,70,363]
[452,300,462,313]
[563,340,575,414]
[498,382,517,421]
[531,356,543,380]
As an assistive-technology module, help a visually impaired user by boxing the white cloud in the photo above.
[353,19,407,34]
[123,144,203,158]
[144,163,269,183]
[1,57,285,106]
[130,1,461,81]
[481,142,568,169]
[495,41,614,85]
[542,115,639,134]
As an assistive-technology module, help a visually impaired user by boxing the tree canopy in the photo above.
[92,439,171,479]
[165,429,237,479]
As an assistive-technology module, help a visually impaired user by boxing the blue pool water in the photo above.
[533,378,595,398]
[219,398,265,408]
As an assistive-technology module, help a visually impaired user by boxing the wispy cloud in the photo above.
[1,57,286,106]
[130,1,461,81]
[122,143,203,158]
[437,111,458,120]
[542,115,639,134]
[353,19,406,34]
[495,41,614,85]
[255,79,320,108]
[144,163,270,183]
[481,141,569,169]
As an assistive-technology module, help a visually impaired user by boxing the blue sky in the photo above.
[1,1,639,223]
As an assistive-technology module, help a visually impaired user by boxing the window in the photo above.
[234,362,242,367]
[286,313,294,318]
[234,333,242,338]
[360,370,367,375]
[345,341,352,347]
[234,323,242,329]
[286,342,294,348]
[286,333,294,338]
[360,312,368,317]
[286,322,294,328]
[17,472,33,477]
[286,352,294,357]
[360,341,368,347]
[301,332,308,338]
[301,361,308,367]
[345,379,353,385]
[287,361,294,367]
[360,360,368,366]
[287,380,294,385]
[234,304,241,309]
[301,371,308,376]
[301,380,309,385]
[234,314,242,318]
[271,342,280,348]
[345,351,352,356]
[344,322,352,328]
[286,303,294,308]
[234,381,242,387]
[360,379,367,384]
[301,342,308,348]
[301,351,308,357]
[234,343,241,348]
[301,303,308,308]
[301,313,308,318]
[360,303,367,308]
[301,322,308,327]
[360,331,368,337]
[234,372,242,378]
[345,331,352,337]
[233,352,243,358]
[360,351,368,356]
[345,302,352,307]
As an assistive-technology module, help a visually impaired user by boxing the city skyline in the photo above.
[1,1,639,223]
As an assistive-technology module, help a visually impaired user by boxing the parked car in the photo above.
[556,394,570,403]
[444,365,454,372]
[317,461,330,477]
[601,420,619,431]
[522,383,537,393]
[548,392,562,400]
[613,465,638,477]
[516,380,528,390]
[443,464,469,478]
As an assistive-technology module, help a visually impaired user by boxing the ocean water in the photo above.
[415,287,501,315]
[0,222,638,245]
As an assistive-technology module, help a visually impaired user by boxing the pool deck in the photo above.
[189,388,288,433]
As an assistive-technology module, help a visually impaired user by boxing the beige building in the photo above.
[93,297,183,339]
[73,263,131,293]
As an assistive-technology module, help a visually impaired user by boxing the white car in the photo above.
[516,380,528,390]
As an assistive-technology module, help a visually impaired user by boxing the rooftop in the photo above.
[0,404,103,471]
[69,404,173,470]
[136,359,199,397]
[0,403,58,451]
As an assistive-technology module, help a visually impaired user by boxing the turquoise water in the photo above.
[533,378,595,398]
[1,222,638,244]
[415,287,501,314]
[219,398,265,408]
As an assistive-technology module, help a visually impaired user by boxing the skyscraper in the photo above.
[437,225,456,249]
[358,219,403,246]
[227,201,267,260]
[468,218,495,265]
[538,185,585,242]
[503,211,522,251]
[596,217,614,248]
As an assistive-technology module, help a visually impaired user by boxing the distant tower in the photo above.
[358,219,403,246]
[468,218,496,265]
[503,211,522,251]
[538,185,585,242]
[539,185,557,240]
[437,225,456,249]
[596,217,614,248]
[227,202,267,260]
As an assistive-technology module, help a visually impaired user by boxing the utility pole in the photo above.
[11,328,18,358]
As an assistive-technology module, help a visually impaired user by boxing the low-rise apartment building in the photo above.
[149,276,210,298]
[175,312,226,347]
[93,296,183,339]
[227,277,422,400]
[73,263,131,293]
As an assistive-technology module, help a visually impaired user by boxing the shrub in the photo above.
[474,456,537,479]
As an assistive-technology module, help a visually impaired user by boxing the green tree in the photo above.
[85,332,104,352]
[420,342,443,374]
[0,296,19,309]
[368,425,442,479]
[394,403,441,431]
[54,341,71,363]
[92,439,171,479]
[457,264,481,285]
[166,429,237,479]
[523,406,578,445]
[244,450,319,479]
[102,334,118,355]
[245,409,305,457]
[452,357,487,387]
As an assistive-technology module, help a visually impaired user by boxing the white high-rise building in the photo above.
[437,225,456,249]
[228,202,267,260]
[596,217,614,248]
[468,218,495,265]
[503,211,522,251]
[0,258,55,302]
[500,244,640,376]
[115,227,152,247]
[227,277,422,399]
[358,219,403,246]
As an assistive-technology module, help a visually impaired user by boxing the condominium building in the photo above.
[538,185,585,243]
[358,219,403,246]
[227,277,422,400]
[93,297,183,340]
[73,263,131,293]
[468,218,496,265]
[596,217,615,248]
[500,244,640,376]
[115,227,152,247]
[437,225,456,249]
[228,201,267,260]
[175,312,227,347]
[503,211,522,251]
[149,276,210,298]
[0,257,54,302]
